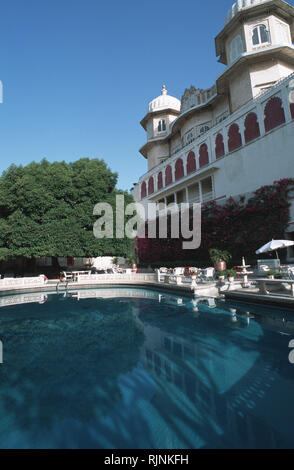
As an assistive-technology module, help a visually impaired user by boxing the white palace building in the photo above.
[132,0,294,259]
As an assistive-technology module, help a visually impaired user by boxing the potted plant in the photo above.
[267,270,282,280]
[226,269,236,283]
[209,249,232,271]
[190,268,197,280]
[126,256,136,269]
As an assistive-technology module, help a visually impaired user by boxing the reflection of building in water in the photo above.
[132,301,281,447]
[0,293,48,308]
[230,303,294,334]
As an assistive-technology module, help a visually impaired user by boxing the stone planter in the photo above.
[218,275,225,283]
[228,276,235,283]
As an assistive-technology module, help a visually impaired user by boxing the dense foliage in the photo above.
[0,158,133,260]
[138,178,294,266]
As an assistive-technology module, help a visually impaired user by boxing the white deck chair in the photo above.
[202,267,215,281]
[159,267,169,274]
[259,264,270,273]
[173,267,185,276]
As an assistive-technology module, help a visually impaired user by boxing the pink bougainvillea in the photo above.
[137,179,294,265]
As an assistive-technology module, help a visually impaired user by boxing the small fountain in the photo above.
[236,257,253,288]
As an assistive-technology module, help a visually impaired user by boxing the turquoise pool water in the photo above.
[0,287,294,449]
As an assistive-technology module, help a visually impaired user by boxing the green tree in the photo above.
[0,158,134,261]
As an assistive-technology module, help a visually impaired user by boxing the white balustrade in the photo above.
[0,276,46,289]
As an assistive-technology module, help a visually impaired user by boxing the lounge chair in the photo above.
[159,267,169,274]
[173,267,185,276]
[259,264,270,274]
[202,267,215,281]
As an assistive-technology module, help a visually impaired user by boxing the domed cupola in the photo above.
[140,86,181,171]
[215,0,294,111]
[225,0,272,25]
[148,85,181,113]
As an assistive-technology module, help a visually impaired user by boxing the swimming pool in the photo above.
[0,287,293,449]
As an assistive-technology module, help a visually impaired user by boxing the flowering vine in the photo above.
[137,178,294,265]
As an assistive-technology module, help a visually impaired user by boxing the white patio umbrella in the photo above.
[256,239,294,260]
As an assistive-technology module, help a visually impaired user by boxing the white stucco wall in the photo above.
[230,65,252,112]
[213,120,294,210]
[147,143,169,171]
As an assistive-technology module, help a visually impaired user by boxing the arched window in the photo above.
[141,181,147,199]
[244,113,260,143]
[230,34,243,62]
[186,151,196,174]
[228,124,242,152]
[215,134,225,159]
[148,177,154,195]
[252,24,270,46]
[199,124,210,135]
[186,131,194,145]
[165,165,172,186]
[157,172,163,190]
[175,158,184,181]
[264,97,286,132]
[158,119,166,132]
[199,144,209,168]
[290,103,294,120]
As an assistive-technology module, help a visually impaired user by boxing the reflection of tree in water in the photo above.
[0,297,145,432]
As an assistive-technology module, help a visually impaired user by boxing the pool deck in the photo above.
[224,287,294,309]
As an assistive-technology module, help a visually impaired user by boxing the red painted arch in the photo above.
[244,112,260,143]
[199,144,209,168]
[175,158,184,181]
[264,97,285,132]
[148,176,154,195]
[165,165,173,186]
[215,134,225,159]
[186,151,196,174]
[141,181,147,199]
[228,123,242,152]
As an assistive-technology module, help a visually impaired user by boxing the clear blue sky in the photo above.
[0,0,273,191]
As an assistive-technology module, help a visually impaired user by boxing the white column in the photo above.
[222,126,229,155]
[183,153,188,176]
[208,132,214,162]
[199,181,203,203]
[256,100,265,136]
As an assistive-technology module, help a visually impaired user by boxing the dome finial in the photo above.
[161,85,167,96]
